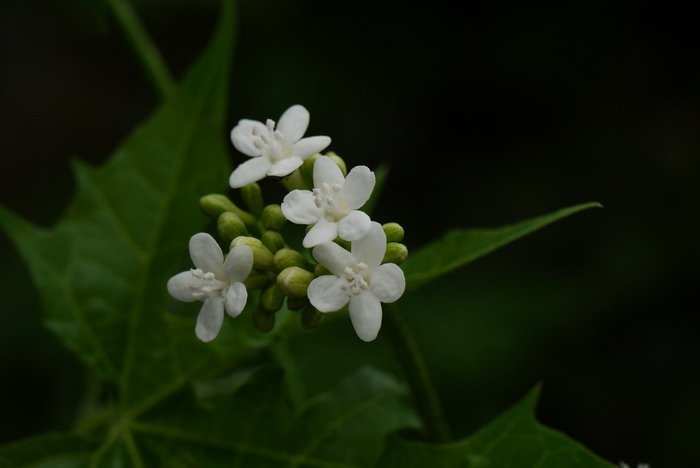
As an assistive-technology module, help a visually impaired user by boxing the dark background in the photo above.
[1,0,698,466]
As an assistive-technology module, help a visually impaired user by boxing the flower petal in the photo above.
[282,190,320,224]
[231,119,266,156]
[313,155,344,187]
[189,233,224,277]
[277,105,309,143]
[167,271,199,302]
[308,275,350,312]
[370,263,406,303]
[337,210,372,242]
[293,136,331,161]
[223,245,254,283]
[224,282,248,318]
[351,222,386,269]
[303,219,338,248]
[267,156,303,177]
[311,240,355,276]
[341,165,375,210]
[195,297,225,342]
[229,157,271,188]
[349,292,382,342]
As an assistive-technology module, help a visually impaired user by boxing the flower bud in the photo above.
[200,194,257,226]
[253,307,275,333]
[277,266,314,298]
[261,230,285,253]
[240,183,264,216]
[287,297,308,311]
[243,271,268,291]
[217,212,248,242]
[383,242,408,265]
[260,283,285,313]
[274,248,314,272]
[301,304,323,329]
[326,152,347,176]
[299,153,321,188]
[382,222,405,243]
[334,237,351,250]
[261,204,286,231]
[314,263,332,277]
[230,236,275,271]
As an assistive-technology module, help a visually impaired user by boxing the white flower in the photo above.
[229,105,331,188]
[167,233,253,342]
[281,156,375,248]
[307,222,405,342]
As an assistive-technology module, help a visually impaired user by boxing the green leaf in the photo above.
[401,202,602,291]
[0,433,94,468]
[130,366,419,467]
[0,1,240,413]
[377,386,615,467]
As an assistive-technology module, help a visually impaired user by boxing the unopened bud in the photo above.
[274,248,314,272]
[314,263,332,277]
[200,194,257,226]
[261,204,286,231]
[382,222,405,243]
[287,297,308,311]
[240,183,264,216]
[217,212,248,242]
[243,271,268,291]
[326,152,347,176]
[230,236,274,270]
[261,230,285,253]
[301,304,323,329]
[299,153,321,188]
[277,266,314,298]
[260,283,285,313]
[253,307,275,333]
[334,237,351,250]
[383,243,408,265]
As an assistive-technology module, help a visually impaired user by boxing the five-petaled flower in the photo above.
[167,233,253,342]
[281,155,375,248]
[229,105,331,188]
[307,222,405,341]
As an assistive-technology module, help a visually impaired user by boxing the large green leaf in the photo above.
[377,386,615,467]
[0,433,94,468]
[401,202,601,291]
[0,1,241,413]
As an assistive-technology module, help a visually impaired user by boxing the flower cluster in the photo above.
[168,105,407,342]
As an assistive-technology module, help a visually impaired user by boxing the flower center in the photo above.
[340,262,370,295]
[251,119,293,163]
[313,182,349,222]
[188,269,227,301]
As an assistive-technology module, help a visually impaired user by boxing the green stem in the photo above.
[384,304,451,443]
[107,0,175,99]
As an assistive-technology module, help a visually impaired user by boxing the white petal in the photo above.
[303,219,338,248]
[231,119,266,156]
[308,276,350,312]
[351,222,386,269]
[370,263,406,303]
[311,241,355,276]
[313,155,344,187]
[349,292,382,342]
[282,190,320,224]
[224,282,248,318]
[337,210,371,242]
[189,233,224,277]
[341,165,375,210]
[293,136,331,161]
[229,157,271,188]
[276,105,309,143]
[223,245,254,283]
[195,297,225,342]
[167,271,199,302]
[267,157,303,177]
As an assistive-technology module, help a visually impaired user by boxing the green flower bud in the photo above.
[334,237,351,250]
[261,230,285,253]
[261,204,286,231]
[243,272,268,291]
[260,283,285,313]
[314,263,332,277]
[253,307,275,333]
[274,248,314,272]
[383,242,408,265]
[230,236,275,271]
[277,266,315,298]
[217,212,248,242]
[382,222,405,243]
[301,304,323,329]
[299,153,321,188]
[199,194,257,226]
[326,152,347,176]
[287,297,308,311]
[240,183,264,216]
